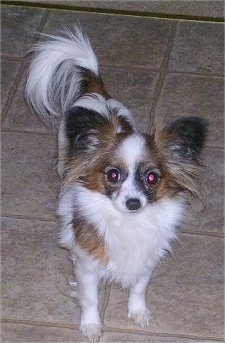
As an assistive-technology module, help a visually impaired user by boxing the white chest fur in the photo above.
[59,184,185,288]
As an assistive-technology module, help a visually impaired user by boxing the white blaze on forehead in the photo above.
[113,134,148,212]
[116,134,146,171]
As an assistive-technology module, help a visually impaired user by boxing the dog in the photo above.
[26,26,207,341]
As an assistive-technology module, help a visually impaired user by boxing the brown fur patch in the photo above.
[75,218,108,264]
[156,173,182,200]
[63,116,132,189]
[117,115,134,134]
[80,69,111,99]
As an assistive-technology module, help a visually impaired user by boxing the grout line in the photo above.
[2,317,223,342]
[1,55,26,62]
[102,63,161,73]
[1,317,79,330]
[96,285,112,343]
[1,55,223,79]
[1,9,50,123]
[160,70,225,78]
[2,214,224,239]
[101,63,224,78]
[1,1,224,23]
[103,63,224,79]
[22,5,50,54]
[1,61,28,122]
[102,325,224,342]
[36,5,50,33]
[1,213,58,222]
[146,21,178,133]
[1,127,54,136]
[100,285,111,324]
[20,6,50,58]
[179,230,224,238]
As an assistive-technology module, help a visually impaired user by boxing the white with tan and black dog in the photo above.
[26,26,207,342]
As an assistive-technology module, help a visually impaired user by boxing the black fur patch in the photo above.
[167,117,208,161]
[65,106,109,154]
[134,165,161,203]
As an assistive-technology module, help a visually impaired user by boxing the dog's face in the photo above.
[64,103,207,214]
[102,134,162,213]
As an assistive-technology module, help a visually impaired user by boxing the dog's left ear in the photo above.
[153,117,208,196]
[164,117,208,162]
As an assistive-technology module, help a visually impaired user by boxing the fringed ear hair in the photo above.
[154,117,208,196]
[65,106,109,155]
[166,117,208,162]
[65,105,135,156]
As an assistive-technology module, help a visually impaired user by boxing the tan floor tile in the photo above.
[155,74,224,147]
[2,64,158,134]
[2,65,52,132]
[169,22,224,74]
[101,67,159,132]
[184,146,224,233]
[2,322,84,342]
[17,0,224,19]
[1,217,78,324]
[1,58,22,111]
[101,330,219,342]
[104,234,223,338]
[1,5,47,57]
[1,132,58,219]
[78,0,224,18]
[2,217,106,325]
[43,11,174,69]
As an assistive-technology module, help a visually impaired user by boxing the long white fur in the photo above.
[26,26,99,121]
[59,183,184,287]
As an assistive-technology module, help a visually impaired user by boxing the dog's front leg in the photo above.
[75,261,102,342]
[128,274,152,328]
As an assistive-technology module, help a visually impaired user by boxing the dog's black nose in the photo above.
[126,198,141,211]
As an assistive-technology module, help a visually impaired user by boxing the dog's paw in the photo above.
[128,308,152,328]
[80,322,102,342]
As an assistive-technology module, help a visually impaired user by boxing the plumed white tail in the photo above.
[26,26,99,122]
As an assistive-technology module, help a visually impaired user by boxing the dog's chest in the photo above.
[99,214,169,287]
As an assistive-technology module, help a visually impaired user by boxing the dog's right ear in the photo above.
[65,106,109,155]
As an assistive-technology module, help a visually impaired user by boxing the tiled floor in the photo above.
[1,3,224,343]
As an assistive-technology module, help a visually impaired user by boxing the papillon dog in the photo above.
[26,26,207,342]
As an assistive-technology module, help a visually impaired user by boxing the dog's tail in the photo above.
[26,26,108,123]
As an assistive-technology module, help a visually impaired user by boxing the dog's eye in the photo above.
[106,168,121,183]
[146,171,158,185]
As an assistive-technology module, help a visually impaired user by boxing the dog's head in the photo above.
[64,96,207,214]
